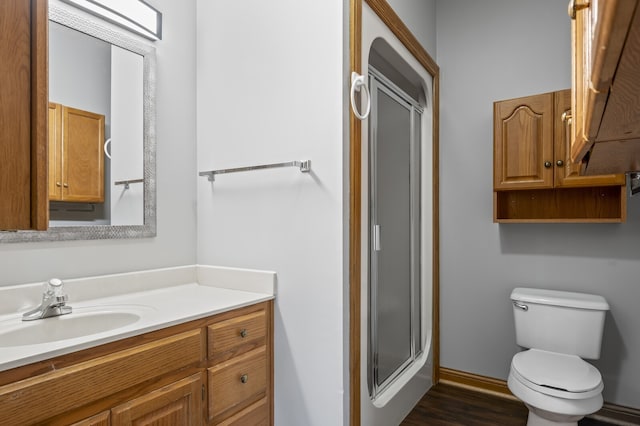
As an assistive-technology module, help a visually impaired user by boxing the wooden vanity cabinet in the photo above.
[0,0,48,230]
[0,301,274,426]
[48,102,105,203]
[493,90,626,222]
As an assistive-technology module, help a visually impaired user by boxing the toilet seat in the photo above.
[511,349,603,400]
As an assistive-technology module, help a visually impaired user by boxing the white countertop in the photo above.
[0,265,276,372]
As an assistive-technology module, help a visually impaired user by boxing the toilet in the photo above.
[508,288,609,426]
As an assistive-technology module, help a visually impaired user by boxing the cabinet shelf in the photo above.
[494,186,626,223]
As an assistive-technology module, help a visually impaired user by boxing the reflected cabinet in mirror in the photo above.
[0,1,156,243]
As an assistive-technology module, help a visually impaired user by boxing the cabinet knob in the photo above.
[556,160,564,167]
[544,161,552,168]
[240,374,248,384]
[56,182,61,187]
[239,329,248,338]
[568,0,590,20]
[63,183,69,188]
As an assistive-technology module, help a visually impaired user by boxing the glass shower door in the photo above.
[368,67,422,398]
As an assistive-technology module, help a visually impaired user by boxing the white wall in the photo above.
[195,1,346,425]
[0,0,197,286]
[437,0,640,408]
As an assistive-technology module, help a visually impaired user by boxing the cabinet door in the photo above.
[111,373,203,426]
[49,103,64,201]
[569,0,637,162]
[595,0,640,141]
[494,93,554,190]
[62,106,105,202]
[0,0,48,230]
[570,0,593,162]
[554,89,625,187]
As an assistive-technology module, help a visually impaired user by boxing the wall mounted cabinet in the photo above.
[48,102,105,203]
[493,90,626,223]
[0,301,274,426]
[0,0,48,230]
[570,0,640,175]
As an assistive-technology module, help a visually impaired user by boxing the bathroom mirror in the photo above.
[0,2,156,243]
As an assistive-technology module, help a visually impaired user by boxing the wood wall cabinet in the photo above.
[493,90,626,223]
[0,301,274,426]
[48,102,105,203]
[570,0,640,174]
[0,0,48,230]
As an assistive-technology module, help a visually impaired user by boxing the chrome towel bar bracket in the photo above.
[199,160,311,182]
[114,178,144,190]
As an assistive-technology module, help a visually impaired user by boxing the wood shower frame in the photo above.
[348,1,440,425]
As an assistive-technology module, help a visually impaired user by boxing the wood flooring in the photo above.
[401,383,613,426]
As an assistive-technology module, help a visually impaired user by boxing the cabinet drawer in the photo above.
[208,346,267,422]
[216,398,269,426]
[208,309,266,361]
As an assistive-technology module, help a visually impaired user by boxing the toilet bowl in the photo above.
[508,349,603,426]
[508,288,609,426]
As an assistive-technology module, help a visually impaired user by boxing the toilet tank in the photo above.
[511,288,609,359]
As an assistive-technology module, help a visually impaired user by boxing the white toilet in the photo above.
[508,287,609,426]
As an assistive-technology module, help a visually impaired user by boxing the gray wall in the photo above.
[387,0,436,57]
[49,22,111,125]
[0,0,197,285]
[437,0,640,408]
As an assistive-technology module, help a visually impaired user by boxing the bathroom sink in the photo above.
[0,308,145,347]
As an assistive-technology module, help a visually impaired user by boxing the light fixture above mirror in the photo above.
[59,0,162,41]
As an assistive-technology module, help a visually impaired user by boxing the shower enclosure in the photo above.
[354,3,437,425]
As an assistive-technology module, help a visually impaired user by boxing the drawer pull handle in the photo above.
[240,374,248,384]
[240,329,248,338]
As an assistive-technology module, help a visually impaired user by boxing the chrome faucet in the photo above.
[22,278,72,321]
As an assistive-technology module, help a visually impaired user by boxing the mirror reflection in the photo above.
[49,21,144,227]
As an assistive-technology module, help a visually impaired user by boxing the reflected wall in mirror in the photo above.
[49,21,144,227]
[0,1,156,243]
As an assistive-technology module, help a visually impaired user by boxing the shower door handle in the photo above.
[373,225,381,251]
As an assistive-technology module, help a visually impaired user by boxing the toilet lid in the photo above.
[511,349,602,393]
